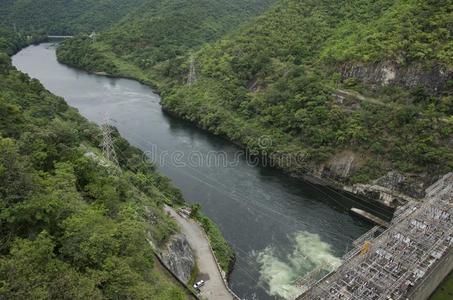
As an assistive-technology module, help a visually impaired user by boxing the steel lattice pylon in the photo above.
[100,114,119,168]
[187,55,197,86]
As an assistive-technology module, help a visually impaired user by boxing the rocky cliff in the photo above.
[342,170,449,208]
[160,234,196,284]
[317,150,439,207]
[341,62,452,94]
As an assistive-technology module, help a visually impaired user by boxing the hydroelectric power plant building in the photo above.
[297,173,453,300]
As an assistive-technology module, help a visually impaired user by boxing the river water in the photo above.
[13,43,376,300]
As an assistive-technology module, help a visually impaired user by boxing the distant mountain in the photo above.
[57,0,276,73]
[0,0,147,35]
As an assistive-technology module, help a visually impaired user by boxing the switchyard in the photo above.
[297,173,453,300]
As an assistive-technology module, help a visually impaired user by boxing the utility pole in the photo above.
[187,55,197,86]
[100,115,119,168]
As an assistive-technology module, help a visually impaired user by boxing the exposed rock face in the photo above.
[344,183,415,208]
[344,171,433,207]
[341,62,452,94]
[321,151,360,180]
[160,234,195,284]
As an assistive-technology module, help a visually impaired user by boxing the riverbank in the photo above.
[164,206,236,300]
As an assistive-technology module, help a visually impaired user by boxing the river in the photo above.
[13,43,377,300]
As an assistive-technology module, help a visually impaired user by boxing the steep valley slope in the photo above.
[57,0,453,205]
[0,27,198,299]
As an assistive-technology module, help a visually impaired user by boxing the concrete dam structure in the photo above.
[297,172,453,300]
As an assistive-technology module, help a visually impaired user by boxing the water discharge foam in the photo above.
[256,231,341,299]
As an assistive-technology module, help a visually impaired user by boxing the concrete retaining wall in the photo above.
[408,249,453,300]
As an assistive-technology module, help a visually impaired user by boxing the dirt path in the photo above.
[164,206,234,300]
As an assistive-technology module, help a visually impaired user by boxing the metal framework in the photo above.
[297,173,453,300]
[100,115,119,167]
[187,55,197,86]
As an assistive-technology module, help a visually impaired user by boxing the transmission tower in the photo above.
[187,55,197,86]
[89,31,97,43]
[100,115,119,167]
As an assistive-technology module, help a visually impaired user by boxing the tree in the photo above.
[190,203,201,219]
[0,231,101,299]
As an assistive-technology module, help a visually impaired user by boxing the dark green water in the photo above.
[13,43,379,300]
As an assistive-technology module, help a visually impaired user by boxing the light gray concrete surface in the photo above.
[165,206,234,300]
[408,249,453,300]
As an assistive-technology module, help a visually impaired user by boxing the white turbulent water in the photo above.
[256,231,341,299]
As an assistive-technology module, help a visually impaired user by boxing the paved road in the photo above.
[164,206,234,300]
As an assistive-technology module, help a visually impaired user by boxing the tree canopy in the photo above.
[0,29,192,300]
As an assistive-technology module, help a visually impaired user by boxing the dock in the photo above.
[350,207,389,227]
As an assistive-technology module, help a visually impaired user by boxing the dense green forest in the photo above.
[0,0,148,35]
[0,29,195,299]
[0,26,44,55]
[56,0,276,80]
[58,0,453,189]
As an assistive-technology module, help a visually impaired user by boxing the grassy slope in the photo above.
[0,29,193,299]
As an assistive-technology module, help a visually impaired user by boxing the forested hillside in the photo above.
[0,0,147,35]
[0,30,193,299]
[56,0,276,79]
[0,26,43,55]
[57,0,452,196]
[160,0,453,187]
